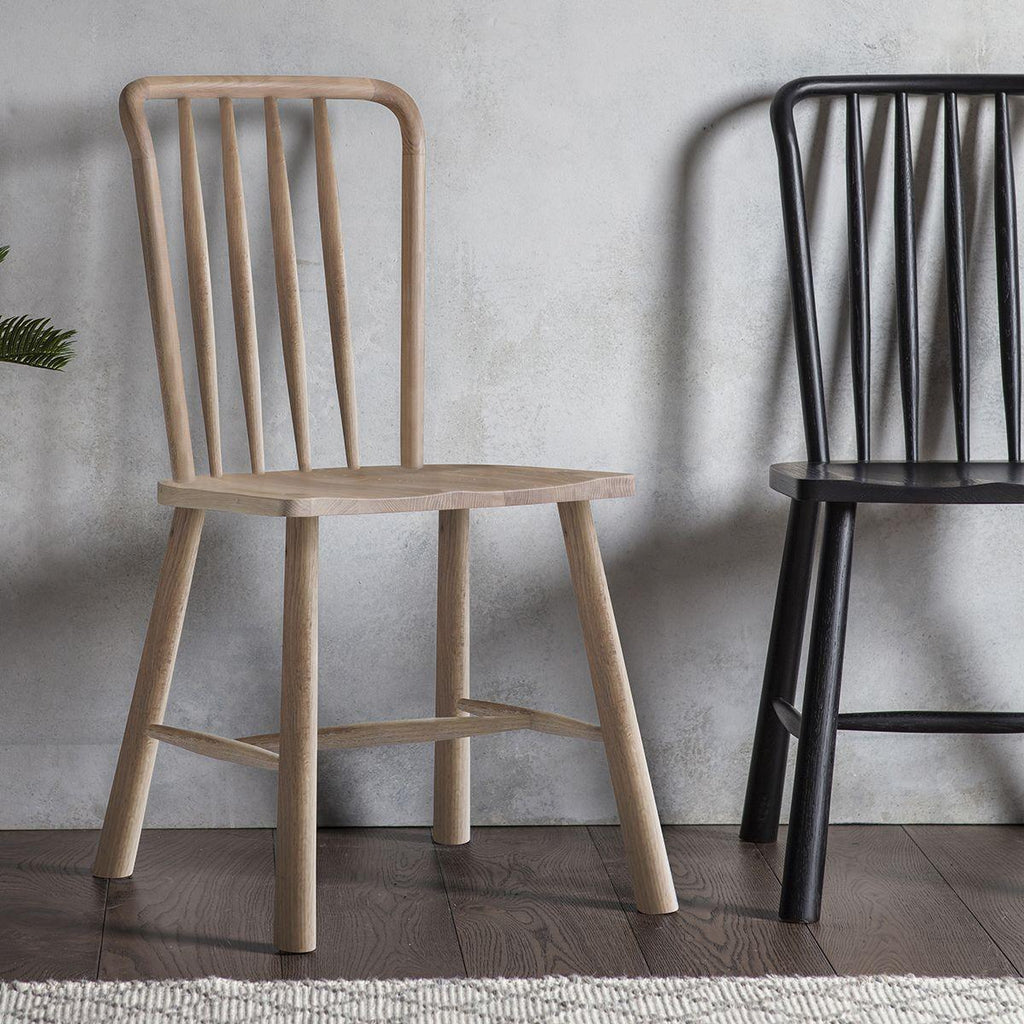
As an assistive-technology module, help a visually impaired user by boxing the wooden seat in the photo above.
[91,75,677,955]
[771,461,1024,504]
[159,464,633,516]
[742,75,1024,928]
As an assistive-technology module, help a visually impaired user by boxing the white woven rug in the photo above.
[3,976,1024,1023]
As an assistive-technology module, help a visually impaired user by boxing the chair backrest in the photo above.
[773,74,1024,464]
[119,75,425,481]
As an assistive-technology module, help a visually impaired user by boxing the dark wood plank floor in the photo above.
[2,826,1023,980]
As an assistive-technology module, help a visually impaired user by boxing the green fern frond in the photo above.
[0,245,77,370]
[0,314,77,371]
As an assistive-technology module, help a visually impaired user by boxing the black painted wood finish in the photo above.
[773,699,1024,737]
[995,92,1022,462]
[893,92,920,462]
[944,92,970,461]
[771,74,1024,467]
[740,500,819,843]
[846,94,871,461]
[746,76,1024,929]
[779,503,856,924]
[771,460,1024,503]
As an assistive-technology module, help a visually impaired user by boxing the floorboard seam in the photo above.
[94,876,109,982]
[272,828,286,980]
[585,826,653,977]
[901,825,1020,977]
[751,837,838,977]
[431,841,469,979]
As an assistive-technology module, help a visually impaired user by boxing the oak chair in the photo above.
[92,76,677,953]
[742,75,1024,923]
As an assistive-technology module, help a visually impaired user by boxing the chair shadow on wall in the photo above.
[607,90,1024,825]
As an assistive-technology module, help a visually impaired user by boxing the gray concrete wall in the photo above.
[3,0,1024,828]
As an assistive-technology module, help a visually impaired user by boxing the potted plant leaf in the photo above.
[0,246,77,370]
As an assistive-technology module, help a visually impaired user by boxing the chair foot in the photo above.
[740,500,819,844]
[779,502,856,924]
[558,500,677,915]
[93,508,205,879]
[274,517,319,954]
[433,509,471,846]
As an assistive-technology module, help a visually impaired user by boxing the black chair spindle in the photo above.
[995,91,1022,461]
[846,94,871,461]
[943,92,970,460]
[894,92,920,462]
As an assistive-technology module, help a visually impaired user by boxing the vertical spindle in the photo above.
[846,94,870,461]
[178,99,222,477]
[219,98,265,474]
[944,93,970,461]
[894,93,920,462]
[313,98,360,469]
[265,97,312,472]
[995,92,1021,461]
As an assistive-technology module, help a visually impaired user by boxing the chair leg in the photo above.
[275,516,319,953]
[780,502,856,923]
[433,508,471,845]
[558,500,677,915]
[93,507,205,879]
[740,499,819,843]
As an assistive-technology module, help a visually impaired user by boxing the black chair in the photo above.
[741,75,1024,923]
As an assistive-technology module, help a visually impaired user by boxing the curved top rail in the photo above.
[774,74,1024,117]
[120,76,424,158]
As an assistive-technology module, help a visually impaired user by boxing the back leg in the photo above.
[740,499,819,843]
[93,507,205,878]
[433,508,471,845]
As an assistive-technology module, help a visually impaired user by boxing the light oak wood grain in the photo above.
[94,508,205,879]
[459,697,602,740]
[178,98,222,477]
[241,714,531,752]
[119,92,194,481]
[120,76,422,473]
[107,75,668,955]
[219,97,265,475]
[313,97,360,469]
[148,724,280,770]
[559,501,677,916]
[265,97,312,472]
[275,517,319,953]
[434,509,471,845]
[158,464,634,517]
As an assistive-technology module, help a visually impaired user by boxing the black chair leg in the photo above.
[740,499,819,843]
[780,501,856,923]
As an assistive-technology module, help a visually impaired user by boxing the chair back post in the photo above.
[118,76,426,478]
[771,84,830,464]
[120,82,196,481]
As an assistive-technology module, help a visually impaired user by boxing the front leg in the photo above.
[558,500,677,915]
[275,516,319,953]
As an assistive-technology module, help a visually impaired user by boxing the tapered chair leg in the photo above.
[275,516,319,953]
[780,502,856,923]
[93,507,205,879]
[740,499,819,843]
[433,508,471,845]
[558,500,677,915]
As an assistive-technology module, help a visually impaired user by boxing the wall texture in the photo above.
[3,1,1024,827]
